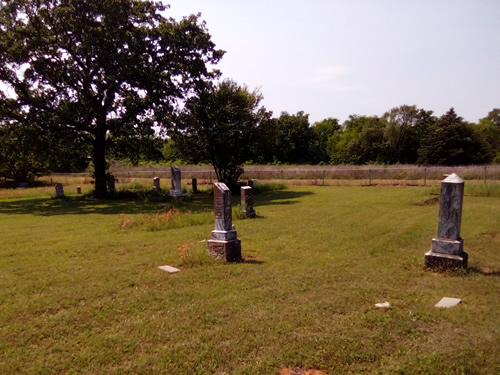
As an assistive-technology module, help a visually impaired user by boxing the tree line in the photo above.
[1,1,499,194]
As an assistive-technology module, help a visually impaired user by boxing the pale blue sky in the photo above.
[167,0,500,124]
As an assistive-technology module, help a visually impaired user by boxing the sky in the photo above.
[167,0,500,124]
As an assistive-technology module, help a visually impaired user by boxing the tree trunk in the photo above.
[93,125,108,198]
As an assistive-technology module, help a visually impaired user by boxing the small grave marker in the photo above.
[55,183,65,198]
[153,177,161,190]
[240,186,256,218]
[158,265,180,273]
[169,166,183,197]
[192,178,198,194]
[435,297,462,308]
[107,175,116,193]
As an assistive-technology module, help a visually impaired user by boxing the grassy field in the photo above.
[0,182,499,374]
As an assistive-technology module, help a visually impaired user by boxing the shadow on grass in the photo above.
[0,189,313,216]
[466,266,500,277]
[253,190,314,207]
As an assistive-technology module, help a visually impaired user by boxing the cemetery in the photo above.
[0,1,499,374]
[1,174,499,374]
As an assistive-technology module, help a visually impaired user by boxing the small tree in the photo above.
[174,80,271,190]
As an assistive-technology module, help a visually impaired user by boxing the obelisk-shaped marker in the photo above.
[425,173,468,268]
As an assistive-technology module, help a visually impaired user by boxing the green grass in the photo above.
[1,185,499,374]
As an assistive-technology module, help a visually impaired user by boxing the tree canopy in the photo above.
[173,79,271,190]
[0,0,223,196]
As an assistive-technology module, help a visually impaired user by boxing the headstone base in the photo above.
[168,190,183,198]
[207,239,241,262]
[424,250,468,269]
[431,237,463,255]
[242,208,256,218]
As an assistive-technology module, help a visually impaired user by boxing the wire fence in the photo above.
[40,165,500,188]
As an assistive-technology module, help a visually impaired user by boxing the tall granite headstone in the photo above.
[55,183,65,198]
[153,177,161,190]
[241,186,256,218]
[425,173,468,268]
[207,182,241,262]
[169,166,183,197]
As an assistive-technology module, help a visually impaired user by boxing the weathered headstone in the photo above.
[168,166,183,197]
[107,175,116,193]
[425,173,468,268]
[241,186,256,218]
[55,183,65,198]
[192,178,198,194]
[248,179,256,188]
[207,182,241,262]
[76,186,82,194]
[153,177,161,190]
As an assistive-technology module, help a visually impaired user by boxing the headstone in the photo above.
[55,183,65,198]
[435,297,462,308]
[207,182,241,262]
[153,177,161,190]
[241,186,256,218]
[76,186,82,194]
[158,265,180,274]
[192,178,198,194]
[168,166,183,197]
[425,173,468,268]
[375,302,391,309]
[248,179,256,188]
[107,175,116,193]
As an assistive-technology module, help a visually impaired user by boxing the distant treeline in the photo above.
[164,106,500,167]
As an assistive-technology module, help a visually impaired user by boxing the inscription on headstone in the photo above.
[55,183,65,198]
[207,182,241,262]
[169,166,183,197]
[241,186,256,218]
[425,173,468,268]
[153,177,161,190]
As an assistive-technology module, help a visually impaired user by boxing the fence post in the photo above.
[424,167,427,187]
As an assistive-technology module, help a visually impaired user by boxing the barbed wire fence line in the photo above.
[41,165,500,188]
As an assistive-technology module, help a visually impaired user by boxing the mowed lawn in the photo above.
[0,184,499,374]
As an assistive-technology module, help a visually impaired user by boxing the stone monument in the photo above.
[207,182,241,262]
[55,183,65,198]
[107,175,116,193]
[425,173,468,268]
[153,177,161,190]
[192,178,198,194]
[169,166,183,197]
[240,186,256,218]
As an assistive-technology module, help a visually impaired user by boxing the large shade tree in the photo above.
[0,0,223,197]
